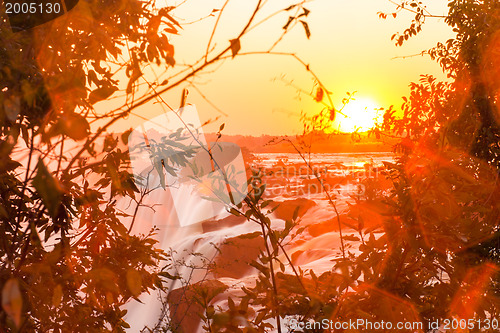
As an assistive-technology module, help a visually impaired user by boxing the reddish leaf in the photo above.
[283,16,294,30]
[2,278,22,328]
[329,107,336,121]
[126,269,142,297]
[33,159,62,217]
[230,39,240,58]
[52,285,63,308]
[62,112,90,141]
[300,20,311,39]
[314,87,324,102]
[89,85,118,104]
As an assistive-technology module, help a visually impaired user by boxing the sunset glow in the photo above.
[5,0,497,331]
[333,97,383,133]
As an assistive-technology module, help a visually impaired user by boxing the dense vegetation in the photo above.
[0,0,499,332]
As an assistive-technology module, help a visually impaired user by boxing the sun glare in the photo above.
[333,97,382,133]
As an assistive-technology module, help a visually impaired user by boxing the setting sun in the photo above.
[332,97,382,133]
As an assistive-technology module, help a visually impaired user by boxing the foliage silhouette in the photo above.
[0,0,316,331]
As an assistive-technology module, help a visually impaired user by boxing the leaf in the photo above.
[103,134,118,152]
[283,16,294,30]
[238,231,262,239]
[206,305,215,319]
[213,313,230,326]
[255,310,266,324]
[229,39,240,58]
[314,87,324,102]
[329,107,336,121]
[146,44,159,62]
[2,278,22,329]
[33,159,62,218]
[300,20,311,39]
[126,269,142,297]
[87,69,99,86]
[89,85,118,104]
[310,269,318,282]
[227,297,235,310]
[358,215,365,230]
[343,235,360,242]
[162,25,178,34]
[62,112,90,141]
[159,271,181,280]
[164,13,182,28]
[4,95,20,122]
[52,285,63,307]
[166,55,176,66]
[121,128,133,144]
[250,260,269,277]
[279,261,285,272]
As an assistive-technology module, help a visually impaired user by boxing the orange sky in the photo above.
[105,0,454,136]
